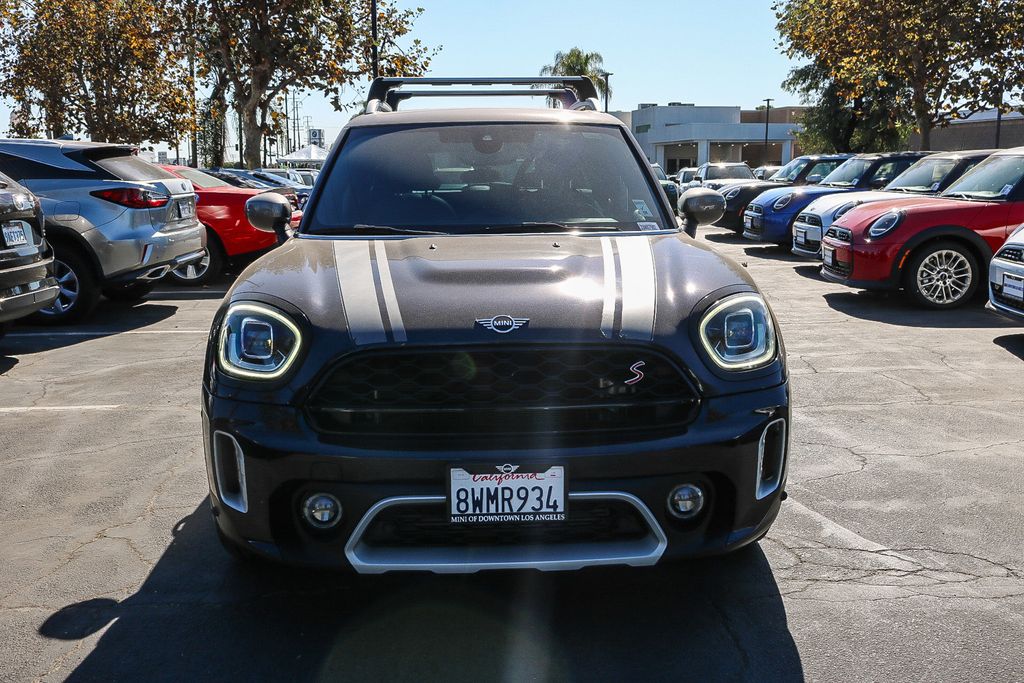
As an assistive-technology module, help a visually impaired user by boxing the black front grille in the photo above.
[823,260,851,277]
[797,213,822,227]
[993,291,1024,313]
[825,227,852,242]
[306,346,699,444]
[996,247,1023,263]
[362,499,650,548]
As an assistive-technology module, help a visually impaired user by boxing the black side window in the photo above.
[0,151,101,182]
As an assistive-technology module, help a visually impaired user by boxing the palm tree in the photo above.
[538,48,610,107]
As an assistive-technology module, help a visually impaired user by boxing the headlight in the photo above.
[217,302,302,379]
[773,194,793,210]
[833,201,857,219]
[699,293,777,371]
[867,210,904,238]
[724,187,741,200]
[11,193,35,211]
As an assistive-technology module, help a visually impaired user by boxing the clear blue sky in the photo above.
[1,0,804,155]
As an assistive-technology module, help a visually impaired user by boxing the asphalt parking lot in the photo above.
[1,226,1022,682]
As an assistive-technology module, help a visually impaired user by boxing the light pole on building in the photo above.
[763,98,774,164]
[601,72,613,113]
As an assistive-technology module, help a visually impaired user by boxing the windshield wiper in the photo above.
[348,224,448,235]
[942,192,986,200]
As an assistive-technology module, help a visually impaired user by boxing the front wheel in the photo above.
[904,241,980,309]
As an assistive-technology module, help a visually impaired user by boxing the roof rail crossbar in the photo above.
[364,76,601,113]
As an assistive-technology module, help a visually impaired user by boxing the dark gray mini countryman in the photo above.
[203,78,790,572]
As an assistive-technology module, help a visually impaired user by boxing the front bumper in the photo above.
[988,255,1024,321]
[820,236,902,290]
[203,382,790,572]
[791,220,823,258]
[0,246,58,323]
[742,209,795,245]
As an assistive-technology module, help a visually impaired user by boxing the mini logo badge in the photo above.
[476,315,529,334]
[496,464,520,474]
[625,360,646,385]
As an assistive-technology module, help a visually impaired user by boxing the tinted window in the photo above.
[887,157,957,192]
[172,167,232,188]
[822,159,872,186]
[771,158,808,182]
[94,155,178,181]
[868,160,912,185]
[707,165,754,180]
[942,155,1024,199]
[805,160,841,180]
[310,123,670,234]
[0,151,100,181]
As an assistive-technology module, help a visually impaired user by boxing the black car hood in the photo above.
[218,232,781,401]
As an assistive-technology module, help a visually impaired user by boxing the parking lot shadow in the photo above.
[42,501,803,682]
[993,333,1024,360]
[5,302,180,354]
[823,291,1019,329]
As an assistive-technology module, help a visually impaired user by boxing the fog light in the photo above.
[302,493,342,529]
[667,484,705,519]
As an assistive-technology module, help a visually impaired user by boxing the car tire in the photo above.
[165,235,224,286]
[102,281,155,302]
[28,246,101,325]
[904,240,980,309]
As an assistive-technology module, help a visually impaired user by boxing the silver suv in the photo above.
[0,140,205,323]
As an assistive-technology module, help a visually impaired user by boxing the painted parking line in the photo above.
[0,405,122,414]
[8,329,209,337]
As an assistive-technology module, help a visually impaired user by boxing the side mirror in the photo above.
[677,188,726,237]
[246,192,292,244]
[806,174,823,184]
[868,177,888,189]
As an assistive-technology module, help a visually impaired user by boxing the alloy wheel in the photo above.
[170,248,211,281]
[40,258,80,315]
[915,249,972,305]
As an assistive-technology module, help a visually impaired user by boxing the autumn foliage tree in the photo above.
[0,0,194,143]
[775,0,1024,149]
[194,0,436,168]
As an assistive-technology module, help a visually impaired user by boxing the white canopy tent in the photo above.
[278,144,329,165]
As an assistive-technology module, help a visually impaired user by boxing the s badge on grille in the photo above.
[625,361,646,385]
[475,315,529,334]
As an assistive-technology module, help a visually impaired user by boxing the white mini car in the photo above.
[988,225,1024,322]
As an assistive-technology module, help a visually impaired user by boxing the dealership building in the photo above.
[613,103,805,174]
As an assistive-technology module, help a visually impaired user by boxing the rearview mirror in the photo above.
[869,177,889,189]
[246,192,291,243]
[677,188,726,237]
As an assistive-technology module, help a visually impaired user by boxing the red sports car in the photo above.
[159,165,302,284]
[820,148,1024,308]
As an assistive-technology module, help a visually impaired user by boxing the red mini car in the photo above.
[159,165,302,284]
[820,148,1024,308]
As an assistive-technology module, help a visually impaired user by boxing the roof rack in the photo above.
[363,77,601,114]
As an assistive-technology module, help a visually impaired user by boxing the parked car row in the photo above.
[705,147,1024,313]
[0,139,306,326]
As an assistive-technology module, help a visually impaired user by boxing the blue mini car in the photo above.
[741,152,929,245]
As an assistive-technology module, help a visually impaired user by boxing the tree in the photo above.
[774,0,1024,149]
[194,0,436,169]
[783,63,911,153]
[0,0,194,143]
[539,48,610,106]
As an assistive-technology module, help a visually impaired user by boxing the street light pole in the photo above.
[995,78,1004,148]
[602,72,613,113]
[763,98,774,164]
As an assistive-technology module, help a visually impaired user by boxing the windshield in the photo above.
[172,167,231,189]
[822,158,872,186]
[887,157,957,193]
[770,158,809,182]
[941,155,1024,199]
[652,166,668,181]
[309,123,671,235]
[707,165,754,180]
[251,171,301,188]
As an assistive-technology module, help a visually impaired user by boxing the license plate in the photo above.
[177,202,194,219]
[823,246,836,266]
[743,215,752,229]
[795,228,806,245]
[449,464,566,523]
[1004,274,1024,301]
[2,223,27,247]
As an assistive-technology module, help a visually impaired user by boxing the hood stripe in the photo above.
[600,237,617,338]
[614,236,657,340]
[373,240,407,342]
[333,241,387,345]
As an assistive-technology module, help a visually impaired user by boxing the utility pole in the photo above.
[601,72,613,113]
[371,0,379,78]
[293,97,300,152]
[188,5,198,167]
[995,79,1004,148]
[237,105,243,168]
[284,91,291,154]
[763,98,774,164]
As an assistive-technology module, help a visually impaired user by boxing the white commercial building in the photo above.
[613,103,805,174]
